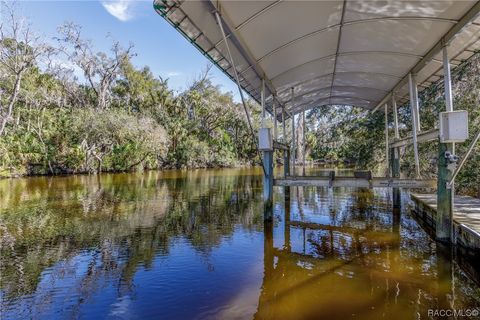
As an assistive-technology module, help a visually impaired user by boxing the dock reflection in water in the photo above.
[0,168,479,319]
[258,185,480,319]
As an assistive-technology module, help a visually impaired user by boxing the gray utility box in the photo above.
[258,127,273,151]
[439,110,468,143]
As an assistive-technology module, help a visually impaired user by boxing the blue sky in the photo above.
[16,0,239,97]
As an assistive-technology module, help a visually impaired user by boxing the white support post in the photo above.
[443,47,454,113]
[408,73,421,178]
[385,104,390,177]
[273,99,278,141]
[391,93,401,180]
[442,44,455,157]
[412,75,421,133]
[261,79,266,127]
[302,108,306,174]
[282,105,290,177]
[391,93,400,140]
[291,87,296,176]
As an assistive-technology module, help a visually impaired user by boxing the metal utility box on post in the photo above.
[259,128,274,221]
[259,128,273,151]
[439,111,468,143]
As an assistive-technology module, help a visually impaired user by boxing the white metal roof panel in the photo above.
[154,0,480,118]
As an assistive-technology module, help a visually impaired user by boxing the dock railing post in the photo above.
[436,45,454,243]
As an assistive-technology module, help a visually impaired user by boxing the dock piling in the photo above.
[436,142,454,242]
[263,150,274,221]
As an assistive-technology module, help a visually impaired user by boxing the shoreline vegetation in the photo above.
[0,7,479,196]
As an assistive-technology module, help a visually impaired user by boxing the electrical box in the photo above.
[439,111,468,143]
[258,127,273,151]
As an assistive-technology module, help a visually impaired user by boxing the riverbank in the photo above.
[0,161,256,179]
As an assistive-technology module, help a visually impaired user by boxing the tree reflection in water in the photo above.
[0,168,479,319]
[0,169,263,318]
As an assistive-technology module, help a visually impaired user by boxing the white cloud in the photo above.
[101,0,136,22]
[166,71,181,77]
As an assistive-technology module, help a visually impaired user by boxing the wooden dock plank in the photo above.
[411,193,480,253]
[411,193,480,235]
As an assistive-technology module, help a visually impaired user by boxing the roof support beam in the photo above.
[371,0,480,113]
[390,129,439,149]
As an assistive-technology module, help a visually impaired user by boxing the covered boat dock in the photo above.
[154,0,480,250]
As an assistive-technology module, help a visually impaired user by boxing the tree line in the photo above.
[0,8,260,176]
[1,6,478,197]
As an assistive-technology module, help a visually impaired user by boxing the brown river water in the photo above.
[0,167,479,319]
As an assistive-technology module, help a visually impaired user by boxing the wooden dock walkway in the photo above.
[411,193,480,252]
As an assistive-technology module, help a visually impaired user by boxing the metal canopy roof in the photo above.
[154,0,480,118]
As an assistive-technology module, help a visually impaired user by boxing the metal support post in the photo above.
[282,106,290,178]
[408,73,421,178]
[261,79,266,127]
[385,104,390,177]
[443,47,454,112]
[412,76,421,133]
[302,109,306,175]
[392,93,400,140]
[273,99,278,141]
[291,88,296,176]
[390,94,401,179]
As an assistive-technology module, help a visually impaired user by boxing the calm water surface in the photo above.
[0,168,479,319]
